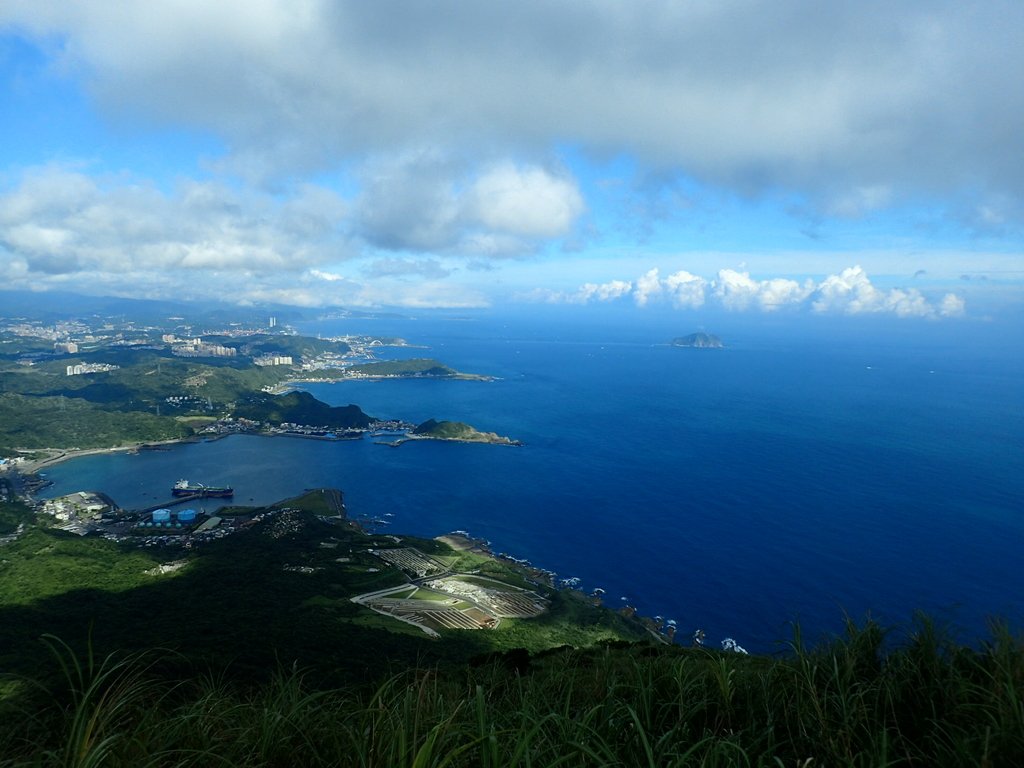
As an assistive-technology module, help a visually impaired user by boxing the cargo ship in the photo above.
[172,479,234,498]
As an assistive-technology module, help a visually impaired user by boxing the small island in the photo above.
[671,332,723,349]
[408,419,522,446]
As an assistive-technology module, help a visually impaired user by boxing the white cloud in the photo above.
[351,157,583,256]
[309,269,346,282]
[758,277,815,311]
[713,269,761,311]
[633,268,663,307]
[810,266,946,317]
[573,280,633,304]
[0,165,350,276]
[712,269,811,312]
[664,270,707,309]
[2,2,1019,309]
[939,292,966,317]
[351,154,462,252]
[538,264,966,318]
[5,1,1022,217]
[810,265,932,316]
[470,164,583,238]
[520,279,634,305]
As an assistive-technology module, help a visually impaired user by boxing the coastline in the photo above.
[12,431,678,647]
[266,371,495,394]
[436,531,672,645]
[17,436,202,474]
[15,418,519,477]
[377,433,522,448]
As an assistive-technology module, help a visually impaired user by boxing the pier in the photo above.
[138,494,206,514]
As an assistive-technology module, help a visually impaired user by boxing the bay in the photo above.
[38,309,1024,652]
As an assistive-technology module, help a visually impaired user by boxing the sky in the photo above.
[1,1,1022,319]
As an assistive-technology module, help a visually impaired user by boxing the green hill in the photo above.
[232,391,375,429]
[0,392,191,454]
[0,490,648,681]
[0,489,1021,765]
[346,358,458,377]
[413,419,521,445]
[1,615,1020,765]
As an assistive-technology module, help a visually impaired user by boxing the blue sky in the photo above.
[1,1,1022,319]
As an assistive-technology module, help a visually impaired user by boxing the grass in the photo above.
[0,530,164,606]
[1,617,1022,766]
[0,494,34,535]
[0,392,192,455]
[412,589,458,603]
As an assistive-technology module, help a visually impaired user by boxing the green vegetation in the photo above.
[0,336,54,356]
[413,419,521,445]
[413,419,476,438]
[0,329,489,455]
[252,334,350,358]
[1,489,1022,765]
[0,529,165,605]
[232,391,375,428]
[0,494,33,535]
[1,618,1022,766]
[273,487,343,516]
[204,333,351,359]
[0,352,290,453]
[0,491,646,687]
[0,393,191,454]
[347,358,458,377]
[57,356,287,407]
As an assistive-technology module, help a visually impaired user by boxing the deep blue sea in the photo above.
[38,307,1024,652]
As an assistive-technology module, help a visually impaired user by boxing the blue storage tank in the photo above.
[152,508,171,523]
[177,509,197,524]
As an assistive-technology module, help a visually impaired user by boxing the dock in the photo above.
[138,494,206,514]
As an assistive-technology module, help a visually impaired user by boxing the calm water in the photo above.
[39,309,1024,651]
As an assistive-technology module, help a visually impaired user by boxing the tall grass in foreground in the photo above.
[1,618,1022,767]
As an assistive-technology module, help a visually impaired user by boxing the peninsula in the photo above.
[410,419,522,446]
[0,308,498,461]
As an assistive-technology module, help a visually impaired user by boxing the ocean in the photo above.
[37,307,1024,652]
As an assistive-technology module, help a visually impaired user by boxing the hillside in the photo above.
[412,418,521,445]
[0,392,192,455]
[231,391,375,429]
[346,358,491,380]
[0,614,1020,765]
[0,489,1021,765]
[0,490,648,683]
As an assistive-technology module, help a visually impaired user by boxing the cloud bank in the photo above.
[539,266,965,319]
[1,2,1020,310]
[351,157,583,256]
[4,1,1023,218]
[0,161,581,291]
[0,165,350,276]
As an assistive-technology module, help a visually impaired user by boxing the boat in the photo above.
[172,479,234,498]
